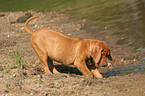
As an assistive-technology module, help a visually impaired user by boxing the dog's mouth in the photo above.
[101,64,108,67]
[95,61,108,68]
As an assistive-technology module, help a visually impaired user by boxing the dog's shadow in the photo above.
[55,65,112,78]
[55,65,82,75]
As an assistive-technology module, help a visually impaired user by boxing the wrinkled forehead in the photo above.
[102,48,109,52]
[100,43,110,53]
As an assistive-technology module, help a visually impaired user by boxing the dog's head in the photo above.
[91,41,114,67]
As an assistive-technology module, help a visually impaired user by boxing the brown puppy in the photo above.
[24,16,114,78]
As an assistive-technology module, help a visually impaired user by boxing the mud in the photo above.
[0,10,145,96]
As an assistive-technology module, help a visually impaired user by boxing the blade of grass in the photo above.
[12,46,24,68]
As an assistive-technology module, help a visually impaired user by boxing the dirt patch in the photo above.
[0,10,145,96]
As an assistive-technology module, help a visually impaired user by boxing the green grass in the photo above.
[12,47,24,69]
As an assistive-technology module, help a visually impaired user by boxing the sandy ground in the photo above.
[0,10,145,96]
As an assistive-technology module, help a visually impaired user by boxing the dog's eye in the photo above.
[101,49,104,52]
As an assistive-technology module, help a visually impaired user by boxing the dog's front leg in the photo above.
[88,65,103,78]
[91,69,103,78]
[74,59,93,77]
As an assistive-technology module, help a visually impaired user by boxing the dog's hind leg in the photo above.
[47,58,60,74]
[31,42,52,74]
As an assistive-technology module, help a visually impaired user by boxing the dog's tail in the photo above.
[24,16,38,35]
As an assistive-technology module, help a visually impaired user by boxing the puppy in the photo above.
[24,16,114,78]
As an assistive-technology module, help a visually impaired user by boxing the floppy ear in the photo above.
[108,50,115,61]
[91,44,102,64]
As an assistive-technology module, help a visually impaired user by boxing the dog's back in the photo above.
[31,28,82,64]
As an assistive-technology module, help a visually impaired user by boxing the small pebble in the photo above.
[68,34,71,36]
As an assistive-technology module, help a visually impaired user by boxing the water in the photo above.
[103,63,145,78]
[0,0,145,50]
